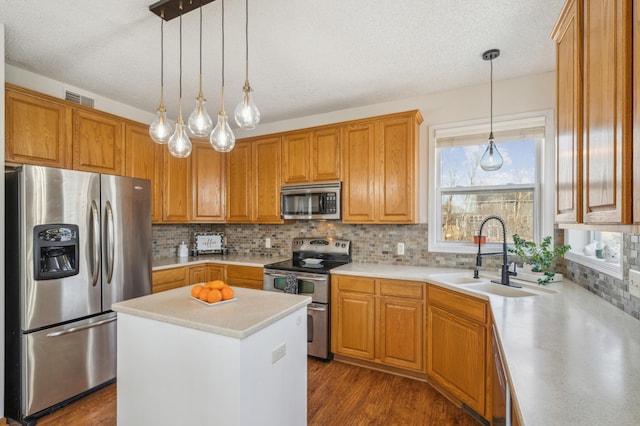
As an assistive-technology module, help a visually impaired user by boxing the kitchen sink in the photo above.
[429,272,558,298]
[428,272,488,285]
[462,282,540,298]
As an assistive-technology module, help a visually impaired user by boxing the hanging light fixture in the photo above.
[234,0,260,130]
[210,0,236,152]
[167,1,193,158]
[187,0,214,137]
[479,48,504,172]
[149,13,173,144]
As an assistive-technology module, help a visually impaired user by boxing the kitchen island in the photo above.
[112,286,311,426]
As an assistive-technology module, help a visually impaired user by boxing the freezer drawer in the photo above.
[21,313,117,417]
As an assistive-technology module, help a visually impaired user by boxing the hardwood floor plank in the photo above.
[24,358,479,425]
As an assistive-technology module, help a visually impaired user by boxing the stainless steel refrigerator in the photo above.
[4,164,152,424]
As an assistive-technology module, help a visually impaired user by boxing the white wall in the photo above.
[1,23,6,420]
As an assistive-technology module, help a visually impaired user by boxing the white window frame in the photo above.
[564,230,623,279]
[428,110,555,254]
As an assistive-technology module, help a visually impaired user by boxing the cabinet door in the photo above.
[379,296,424,372]
[125,123,163,223]
[253,137,283,223]
[375,115,417,223]
[341,123,376,223]
[151,267,188,293]
[333,291,375,360]
[192,142,225,222]
[634,0,640,223]
[583,0,632,224]
[226,265,263,290]
[282,131,311,184]
[226,141,253,222]
[162,150,191,222]
[189,266,208,285]
[72,109,125,175]
[5,86,72,168]
[207,264,225,281]
[312,127,341,181]
[427,304,486,414]
[553,0,583,224]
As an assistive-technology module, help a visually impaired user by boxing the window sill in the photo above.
[564,251,622,280]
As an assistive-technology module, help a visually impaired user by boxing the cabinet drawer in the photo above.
[378,279,424,300]
[152,267,188,285]
[428,285,487,324]
[335,276,375,294]
[226,265,264,281]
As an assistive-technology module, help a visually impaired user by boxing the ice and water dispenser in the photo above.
[33,224,80,280]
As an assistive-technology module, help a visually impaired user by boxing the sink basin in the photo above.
[429,272,487,285]
[463,282,539,298]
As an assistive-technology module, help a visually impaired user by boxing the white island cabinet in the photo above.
[112,286,311,426]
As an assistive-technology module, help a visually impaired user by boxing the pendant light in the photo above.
[234,0,260,130]
[479,49,504,171]
[187,0,214,137]
[149,14,174,144]
[210,0,236,152]
[167,2,193,158]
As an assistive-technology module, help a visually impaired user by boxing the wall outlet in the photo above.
[272,343,286,364]
[265,238,271,248]
[629,269,640,298]
[397,242,405,256]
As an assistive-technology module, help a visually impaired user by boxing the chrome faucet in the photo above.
[474,215,520,288]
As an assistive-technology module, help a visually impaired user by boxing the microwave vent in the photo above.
[65,90,95,108]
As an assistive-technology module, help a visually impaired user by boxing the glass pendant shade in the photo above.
[188,96,213,137]
[234,85,260,129]
[168,120,193,158]
[480,136,503,171]
[149,105,173,144]
[210,112,236,152]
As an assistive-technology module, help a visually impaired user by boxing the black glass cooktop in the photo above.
[264,259,349,275]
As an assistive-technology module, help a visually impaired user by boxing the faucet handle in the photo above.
[508,262,518,276]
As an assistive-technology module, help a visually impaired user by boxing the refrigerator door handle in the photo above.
[91,200,101,287]
[45,316,117,337]
[105,200,115,284]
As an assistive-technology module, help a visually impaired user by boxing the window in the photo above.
[565,230,622,279]
[429,113,554,253]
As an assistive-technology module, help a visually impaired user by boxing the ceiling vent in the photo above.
[65,90,95,108]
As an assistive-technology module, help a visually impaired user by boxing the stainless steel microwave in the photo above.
[281,181,341,220]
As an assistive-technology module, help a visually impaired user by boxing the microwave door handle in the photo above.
[105,201,115,284]
[90,200,101,287]
[319,193,325,213]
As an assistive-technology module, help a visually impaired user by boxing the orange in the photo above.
[203,281,213,289]
[199,288,211,301]
[211,280,226,290]
[191,285,203,298]
[207,289,223,303]
[221,286,234,301]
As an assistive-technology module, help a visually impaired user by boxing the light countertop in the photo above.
[152,254,288,271]
[332,262,640,425]
[112,286,311,339]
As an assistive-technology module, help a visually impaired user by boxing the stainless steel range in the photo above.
[263,237,351,359]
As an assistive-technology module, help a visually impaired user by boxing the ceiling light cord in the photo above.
[221,0,225,111]
[489,56,493,139]
[244,0,249,82]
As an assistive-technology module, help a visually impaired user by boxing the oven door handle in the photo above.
[265,272,327,282]
[308,304,327,312]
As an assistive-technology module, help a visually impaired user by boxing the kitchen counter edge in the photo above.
[152,255,289,270]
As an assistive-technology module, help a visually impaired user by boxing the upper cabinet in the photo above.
[342,111,422,224]
[124,122,163,223]
[281,127,341,184]
[192,141,225,223]
[554,0,636,226]
[226,140,253,222]
[5,85,72,168]
[72,109,125,175]
[162,149,191,223]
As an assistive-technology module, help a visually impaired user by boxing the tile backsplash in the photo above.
[152,223,640,320]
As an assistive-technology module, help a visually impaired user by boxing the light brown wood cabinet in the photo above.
[281,127,341,184]
[207,264,225,281]
[162,150,191,222]
[72,109,125,175]
[225,265,264,290]
[426,285,489,417]
[226,137,283,224]
[152,266,189,293]
[554,0,636,225]
[191,141,225,222]
[5,84,72,168]
[341,111,422,224]
[331,275,426,373]
[125,122,163,223]
[189,266,209,285]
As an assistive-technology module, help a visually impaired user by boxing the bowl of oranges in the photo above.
[190,280,235,305]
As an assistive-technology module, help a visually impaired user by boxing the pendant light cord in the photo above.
[489,57,493,137]
[178,3,183,118]
[245,0,249,81]
[222,0,225,89]
[160,17,164,102]
[199,0,203,77]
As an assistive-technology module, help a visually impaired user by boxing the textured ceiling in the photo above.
[1,0,565,125]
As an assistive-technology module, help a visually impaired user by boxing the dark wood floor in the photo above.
[25,358,478,425]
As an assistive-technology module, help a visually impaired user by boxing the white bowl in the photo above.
[302,258,323,265]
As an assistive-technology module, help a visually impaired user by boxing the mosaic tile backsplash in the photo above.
[152,223,640,320]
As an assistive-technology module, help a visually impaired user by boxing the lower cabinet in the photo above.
[188,266,209,285]
[151,267,189,293]
[426,285,489,417]
[225,265,264,290]
[331,275,426,373]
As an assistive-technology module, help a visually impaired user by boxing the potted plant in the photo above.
[508,234,571,285]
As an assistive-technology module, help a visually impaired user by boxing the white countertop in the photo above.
[332,262,640,425]
[112,286,311,339]
[152,254,288,270]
